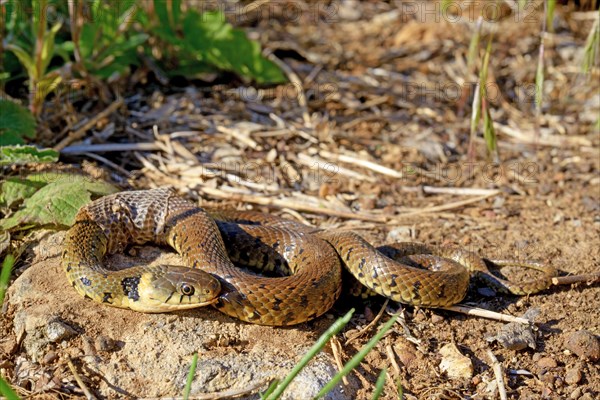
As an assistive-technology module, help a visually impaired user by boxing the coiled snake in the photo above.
[62,188,556,326]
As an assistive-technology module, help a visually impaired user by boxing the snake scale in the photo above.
[62,188,557,326]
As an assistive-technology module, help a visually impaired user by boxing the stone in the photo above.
[565,366,582,385]
[537,356,557,369]
[564,330,600,361]
[438,343,473,379]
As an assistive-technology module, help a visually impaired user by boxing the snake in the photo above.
[62,187,557,326]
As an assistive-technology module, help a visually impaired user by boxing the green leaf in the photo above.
[0,103,37,145]
[79,23,99,59]
[40,22,62,76]
[0,146,57,165]
[5,44,37,81]
[0,177,118,230]
[467,17,482,71]
[483,106,498,159]
[0,178,46,208]
[181,10,286,84]
[33,73,63,106]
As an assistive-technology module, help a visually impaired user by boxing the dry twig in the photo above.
[67,358,97,400]
[552,272,600,287]
[442,305,531,324]
[198,186,388,223]
[345,299,390,345]
[329,336,349,386]
[54,98,124,151]
[487,349,508,400]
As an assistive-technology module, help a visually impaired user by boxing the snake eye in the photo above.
[181,284,195,296]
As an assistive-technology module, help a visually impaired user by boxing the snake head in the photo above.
[131,266,221,312]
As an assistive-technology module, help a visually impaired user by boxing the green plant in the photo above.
[0,100,36,145]
[148,1,285,83]
[1,0,286,124]
[3,0,63,116]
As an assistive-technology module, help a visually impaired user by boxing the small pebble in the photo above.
[538,356,558,369]
[43,351,58,364]
[540,371,555,385]
[95,335,119,352]
[45,319,77,343]
[413,311,427,323]
[569,387,582,399]
[431,313,444,324]
[541,386,553,397]
[565,366,582,385]
[394,340,417,368]
[580,393,594,400]
[564,330,600,361]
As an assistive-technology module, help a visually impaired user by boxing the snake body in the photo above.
[62,188,557,326]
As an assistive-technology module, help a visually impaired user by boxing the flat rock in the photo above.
[5,232,355,399]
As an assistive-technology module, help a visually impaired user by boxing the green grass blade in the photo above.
[396,377,404,399]
[483,106,498,161]
[546,0,556,33]
[0,254,15,306]
[315,313,400,399]
[0,376,20,400]
[581,14,599,73]
[182,352,198,400]
[480,34,493,94]
[467,17,483,71]
[260,379,280,399]
[371,368,387,400]
[265,308,355,400]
